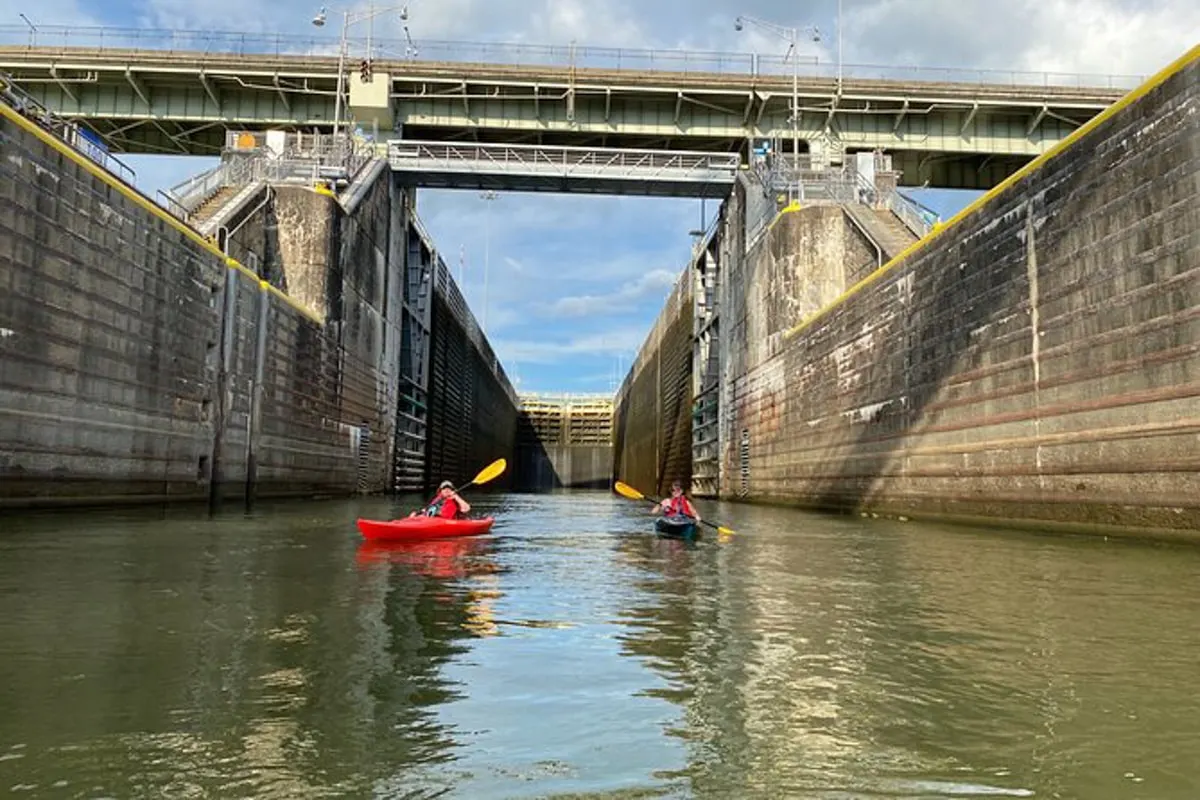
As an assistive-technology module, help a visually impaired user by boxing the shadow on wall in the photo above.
[807,197,1033,512]
[784,61,1197,526]
[516,443,613,492]
[223,188,288,292]
[612,279,695,498]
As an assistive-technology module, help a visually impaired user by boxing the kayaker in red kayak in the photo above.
[654,480,701,523]
[411,480,472,519]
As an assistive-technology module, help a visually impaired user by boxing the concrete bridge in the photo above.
[0,25,1135,188]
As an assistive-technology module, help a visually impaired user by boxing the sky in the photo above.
[3,0,1196,393]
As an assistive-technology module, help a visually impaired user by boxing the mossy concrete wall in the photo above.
[718,48,1200,537]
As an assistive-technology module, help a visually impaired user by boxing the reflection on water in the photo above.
[1,494,1198,797]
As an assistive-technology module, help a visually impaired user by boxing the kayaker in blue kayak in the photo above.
[410,480,472,519]
[654,480,700,524]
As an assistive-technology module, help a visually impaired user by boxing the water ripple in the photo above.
[0,495,1198,796]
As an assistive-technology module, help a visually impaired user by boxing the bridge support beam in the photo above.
[124,68,150,107]
[49,66,76,103]
[198,70,222,110]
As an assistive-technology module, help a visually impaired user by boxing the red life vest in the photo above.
[427,494,461,519]
[665,495,694,517]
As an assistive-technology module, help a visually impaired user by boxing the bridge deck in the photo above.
[0,46,1127,105]
[0,38,1132,188]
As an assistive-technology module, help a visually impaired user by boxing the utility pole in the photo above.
[479,190,499,335]
[837,0,844,91]
[18,13,36,47]
[735,15,820,204]
[311,3,410,142]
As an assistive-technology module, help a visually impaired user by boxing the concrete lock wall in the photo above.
[612,269,694,496]
[206,163,515,499]
[425,285,519,492]
[719,47,1200,537]
[0,94,512,508]
[1,107,222,506]
[0,106,391,506]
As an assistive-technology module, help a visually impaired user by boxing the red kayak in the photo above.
[356,516,495,541]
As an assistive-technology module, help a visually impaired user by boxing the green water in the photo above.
[1,493,1197,798]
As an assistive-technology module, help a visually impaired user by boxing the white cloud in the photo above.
[471,304,525,336]
[845,0,1198,77]
[493,328,647,364]
[544,268,679,317]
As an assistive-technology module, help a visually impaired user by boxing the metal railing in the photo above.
[155,189,190,219]
[228,131,376,178]
[165,132,376,213]
[387,140,740,182]
[166,165,225,212]
[0,24,1145,90]
[888,191,941,238]
[0,70,138,186]
[519,393,615,405]
[743,152,941,252]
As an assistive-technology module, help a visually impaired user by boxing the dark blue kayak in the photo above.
[655,515,698,538]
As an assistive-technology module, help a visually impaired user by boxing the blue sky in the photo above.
[6,0,1194,393]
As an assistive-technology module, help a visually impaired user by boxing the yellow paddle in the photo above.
[421,459,508,514]
[614,481,736,536]
[462,458,508,490]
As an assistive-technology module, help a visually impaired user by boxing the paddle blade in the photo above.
[471,458,507,486]
[613,481,646,501]
[715,525,736,536]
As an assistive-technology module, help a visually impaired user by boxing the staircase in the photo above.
[843,203,919,262]
[188,185,239,228]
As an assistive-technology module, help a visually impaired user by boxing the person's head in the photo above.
[439,480,454,497]
[671,480,683,496]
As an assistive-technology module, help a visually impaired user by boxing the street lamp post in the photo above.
[735,14,820,204]
[480,190,498,336]
[312,3,409,143]
[837,0,843,90]
[18,13,36,47]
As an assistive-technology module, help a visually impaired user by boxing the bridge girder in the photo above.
[0,47,1122,189]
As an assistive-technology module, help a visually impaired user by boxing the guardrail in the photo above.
[388,140,740,183]
[888,190,940,238]
[0,24,1144,90]
[165,133,376,213]
[166,165,224,212]
[744,153,941,251]
[519,393,615,404]
[1,69,138,186]
[155,189,190,219]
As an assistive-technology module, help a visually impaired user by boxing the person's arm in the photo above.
[454,492,471,514]
[688,499,701,522]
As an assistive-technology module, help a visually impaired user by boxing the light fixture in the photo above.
[311,6,327,26]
